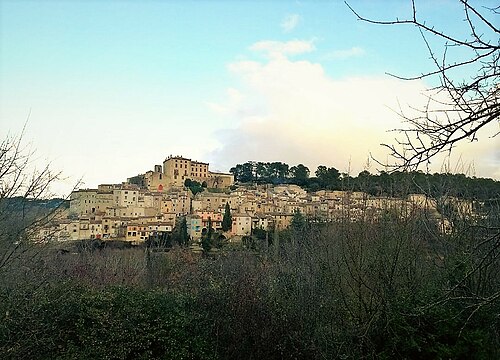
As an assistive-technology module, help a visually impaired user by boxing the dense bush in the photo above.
[0,283,215,360]
[1,210,498,359]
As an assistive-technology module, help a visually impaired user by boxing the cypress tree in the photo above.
[222,202,232,232]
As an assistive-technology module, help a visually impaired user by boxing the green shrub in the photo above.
[0,283,216,360]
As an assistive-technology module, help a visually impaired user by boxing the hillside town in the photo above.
[38,155,472,244]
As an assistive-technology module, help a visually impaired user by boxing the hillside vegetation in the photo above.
[1,191,498,359]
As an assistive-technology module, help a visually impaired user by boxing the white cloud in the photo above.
[204,88,244,115]
[281,14,301,32]
[325,47,366,60]
[249,39,315,58]
[208,43,500,179]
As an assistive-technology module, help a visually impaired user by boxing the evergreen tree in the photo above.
[201,217,213,254]
[222,203,232,232]
[291,209,306,233]
[172,217,189,246]
[179,217,189,246]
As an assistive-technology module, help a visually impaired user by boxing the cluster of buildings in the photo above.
[38,155,467,244]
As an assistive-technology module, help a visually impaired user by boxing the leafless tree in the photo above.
[345,0,500,335]
[347,0,499,171]
[0,124,63,271]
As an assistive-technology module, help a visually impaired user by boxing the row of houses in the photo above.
[37,155,474,243]
[39,213,177,244]
[44,182,465,244]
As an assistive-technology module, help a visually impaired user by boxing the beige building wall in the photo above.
[113,188,139,208]
[94,192,114,214]
[115,206,157,218]
[101,217,124,238]
[144,170,169,192]
[232,214,252,236]
[69,189,98,216]
[144,193,163,211]
[125,224,148,243]
[272,213,293,230]
[252,215,273,231]
[195,211,223,231]
[163,155,232,189]
[206,172,233,188]
[195,193,231,212]
[163,156,192,187]
[161,194,190,215]
[190,160,210,182]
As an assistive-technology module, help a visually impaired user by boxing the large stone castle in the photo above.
[129,155,234,191]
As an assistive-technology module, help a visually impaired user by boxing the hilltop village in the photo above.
[38,155,469,244]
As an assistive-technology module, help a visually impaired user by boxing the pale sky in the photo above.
[1,0,498,195]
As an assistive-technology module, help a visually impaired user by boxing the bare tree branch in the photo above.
[346,0,499,171]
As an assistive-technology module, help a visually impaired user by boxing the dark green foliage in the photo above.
[201,217,213,254]
[0,284,216,360]
[222,203,232,232]
[1,200,498,359]
[146,232,172,249]
[230,161,290,184]
[212,233,226,249]
[315,165,340,189]
[252,227,267,240]
[184,179,204,195]
[289,164,310,185]
[290,209,306,233]
[172,217,189,247]
[229,161,500,200]
[229,162,254,183]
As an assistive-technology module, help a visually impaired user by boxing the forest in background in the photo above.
[229,161,500,200]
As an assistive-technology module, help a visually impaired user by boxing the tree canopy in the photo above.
[229,160,500,200]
